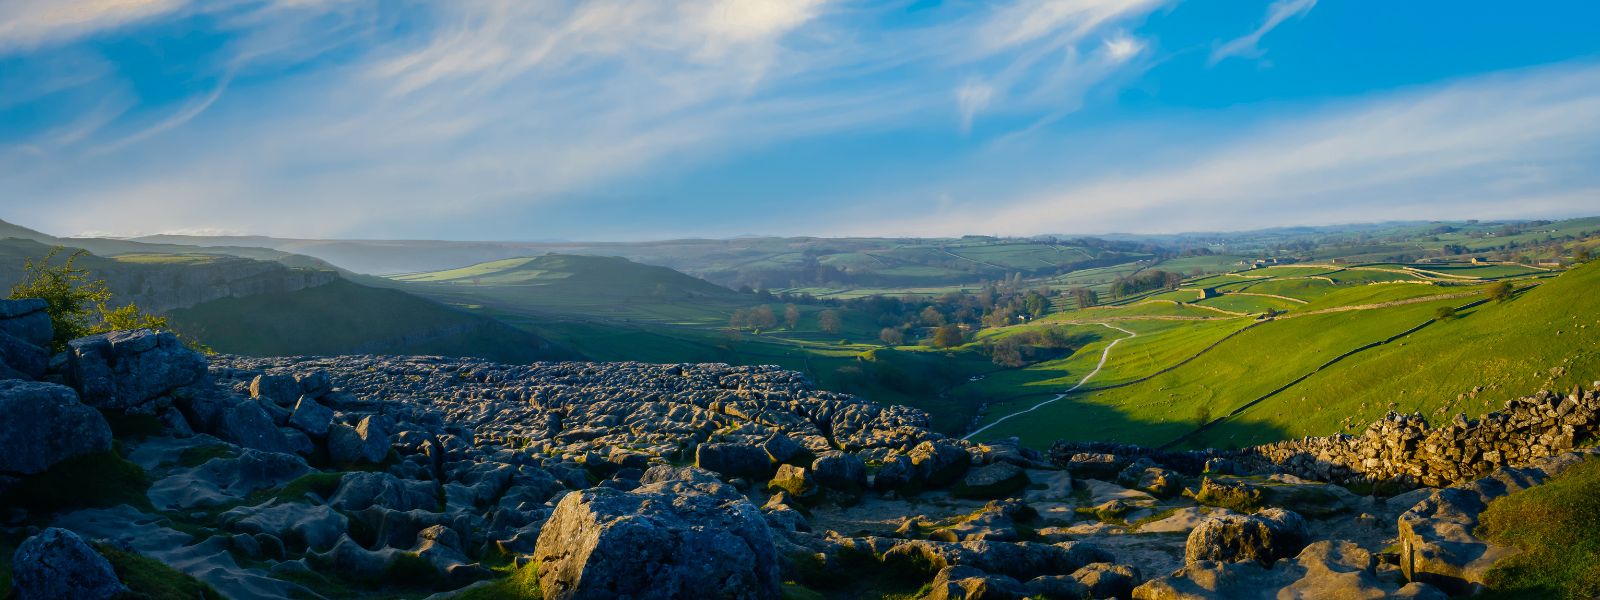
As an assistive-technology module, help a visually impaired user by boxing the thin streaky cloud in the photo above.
[1209,0,1317,65]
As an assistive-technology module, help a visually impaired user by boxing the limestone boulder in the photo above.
[9,528,128,600]
[1183,508,1308,566]
[328,416,391,464]
[66,329,206,413]
[953,462,1030,499]
[911,439,972,488]
[696,442,772,479]
[533,466,780,600]
[0,380,112,475]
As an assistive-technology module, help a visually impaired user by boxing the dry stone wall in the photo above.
[1049,383,1600,488]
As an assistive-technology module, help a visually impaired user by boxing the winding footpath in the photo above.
[963,322,1136,441]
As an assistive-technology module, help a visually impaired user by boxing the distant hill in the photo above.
[0,234,574,363]
[166,279,576,362]
[392,254,741,300]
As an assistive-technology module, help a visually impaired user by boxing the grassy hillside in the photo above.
[167,279,576,363]
[1200,260,1600,447]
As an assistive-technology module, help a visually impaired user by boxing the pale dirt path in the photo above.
[964,323,1136,441]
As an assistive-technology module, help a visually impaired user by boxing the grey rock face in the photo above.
[0,298,52,348]
[696,442,772,479]
[10,527,128,600]
[0,380,113,475]
[67,329,206,413]
[218,399,294,454]
[221,500,349,551]
[329,472,438,512]
[0,329,48,379]
[1184,508,1308,566]
[328,415,391,464]
[533,466,780,600]
[1396,488,1506,595]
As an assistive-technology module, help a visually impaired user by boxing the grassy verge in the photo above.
[1477,457,1600,599]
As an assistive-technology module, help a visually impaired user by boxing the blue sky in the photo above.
[2,1,1599,241]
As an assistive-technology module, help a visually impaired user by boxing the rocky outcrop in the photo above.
[0,380,113,475]
[533,466,780,599]
[67,329,206,413]
[1183,508,1307,566]
[9,528,128,600]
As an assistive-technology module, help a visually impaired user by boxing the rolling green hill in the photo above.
[167,279,576,363]
[0,237,573,363]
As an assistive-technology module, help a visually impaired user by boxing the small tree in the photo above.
[818,309,842,334]
[749,304,778,330]
[878,327,905,346]
[8,247,173,352]
[1487,281,1515,303]
[783,304,800,329]
[1434,306,1458,321]
[931,324,964,348]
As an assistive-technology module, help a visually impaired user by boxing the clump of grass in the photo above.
[244,472,345,506]
[1476,457,1600,599]
[102,411,167,441]
[456,560,541,599]
[93,542,224,600]
[1,451,152,513]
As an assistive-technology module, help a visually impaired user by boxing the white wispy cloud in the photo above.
[873,62,1600,237]
[1210,0,1317,65]
[5,0,1168,238]
[0,0,189,53]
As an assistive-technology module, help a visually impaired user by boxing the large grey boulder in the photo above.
[811,451,868,492]
[533,465,780,600]
[288,396,334,437]
[0,380,113,475]
[67,329,206,413]
[328,416,391,464]
[217,399,294,454]
[249,373,301,406]
[911,439,972,487]
[695,442,772,479]
[1184,508,1308,566]
[10,527,128,600]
